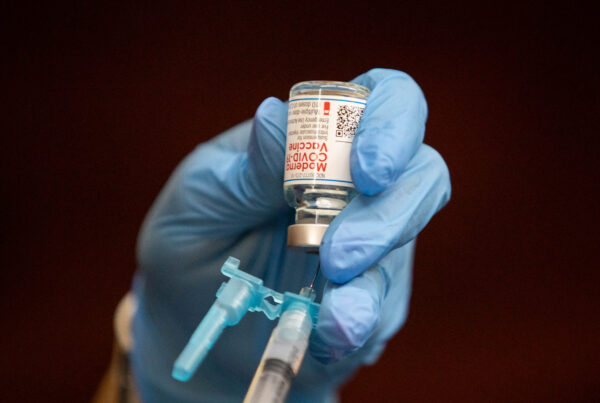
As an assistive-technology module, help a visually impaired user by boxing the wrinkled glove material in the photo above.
[131,68,451,402]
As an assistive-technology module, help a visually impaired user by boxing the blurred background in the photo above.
[2,2,597,402]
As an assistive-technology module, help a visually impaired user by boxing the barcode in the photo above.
[335,104,364,140]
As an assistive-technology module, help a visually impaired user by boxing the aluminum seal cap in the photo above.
[287,224,328,251]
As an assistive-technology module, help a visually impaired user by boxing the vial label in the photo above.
[284,95,366,187]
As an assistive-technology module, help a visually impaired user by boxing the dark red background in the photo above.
[2,2,598,402]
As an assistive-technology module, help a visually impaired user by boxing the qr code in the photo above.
[336,104,364,139]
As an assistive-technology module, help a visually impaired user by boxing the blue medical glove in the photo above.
[131,68,451,403]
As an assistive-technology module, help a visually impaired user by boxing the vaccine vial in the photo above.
[284,80,370,250]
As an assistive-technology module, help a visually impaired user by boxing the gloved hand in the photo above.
[131,68,451,403]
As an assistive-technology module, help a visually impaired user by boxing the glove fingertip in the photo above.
[255,97,287,129]
[350,136,392,195]
[319,241,356,284]
[310,284,380,363]
[321,227,374,284]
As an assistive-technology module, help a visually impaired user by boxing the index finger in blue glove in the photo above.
[350,69,428,195]
[321,144,451,283]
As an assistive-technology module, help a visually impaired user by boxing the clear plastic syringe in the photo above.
[243,287,316,403]
[171,256,320,393]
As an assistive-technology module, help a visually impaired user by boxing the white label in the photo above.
[284,95,366,187]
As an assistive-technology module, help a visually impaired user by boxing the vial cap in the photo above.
[287,224,329,251]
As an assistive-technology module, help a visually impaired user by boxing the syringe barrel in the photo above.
[243,305,313,403]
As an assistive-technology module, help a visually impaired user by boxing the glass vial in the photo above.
[284,80,370,250]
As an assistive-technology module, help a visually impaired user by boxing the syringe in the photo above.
[243,288,315,403]
[172,256,321,401]
[243,263,320,403]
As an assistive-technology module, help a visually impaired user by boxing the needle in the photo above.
[308,260,320,289]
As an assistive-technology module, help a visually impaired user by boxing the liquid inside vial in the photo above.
[284,185,358,224]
